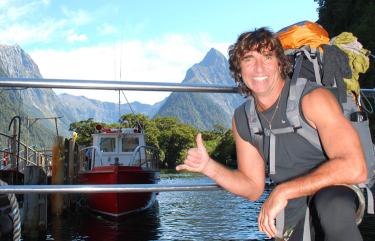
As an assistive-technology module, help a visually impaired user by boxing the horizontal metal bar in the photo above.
[0,77,238,93]
[361,89,375,94]
[1,77,374,95]
[0,183,221,194]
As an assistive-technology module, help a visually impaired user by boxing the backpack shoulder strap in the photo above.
[286,77,323,152]
[244,96,264,155]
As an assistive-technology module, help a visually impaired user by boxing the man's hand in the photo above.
[258,187,288,238]
[176,133,211,174]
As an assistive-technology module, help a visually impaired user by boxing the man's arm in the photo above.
[276,88,368,198]
[258,88,368,237]
[176,118,266,201]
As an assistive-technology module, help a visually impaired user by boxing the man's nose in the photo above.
[254,59,265,72]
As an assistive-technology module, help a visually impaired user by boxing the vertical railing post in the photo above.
[51,136,64,216]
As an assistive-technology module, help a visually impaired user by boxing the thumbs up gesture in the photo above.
[176,133,211,174]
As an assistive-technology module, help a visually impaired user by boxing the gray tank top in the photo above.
[234,80,328,228]
[234,80,327,184]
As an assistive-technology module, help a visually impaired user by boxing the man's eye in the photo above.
[243,56,254,62]
[264,55,273,60]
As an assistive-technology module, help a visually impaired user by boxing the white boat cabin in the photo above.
[84,128,147,169]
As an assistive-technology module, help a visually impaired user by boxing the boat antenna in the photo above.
[121,90,143,131]
[116,29,143,132]
[118,90,121,124]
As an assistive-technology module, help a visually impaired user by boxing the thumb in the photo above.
[176,164,189,172]
[196,133,205,149]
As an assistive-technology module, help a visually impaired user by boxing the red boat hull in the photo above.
[79,166,160,217]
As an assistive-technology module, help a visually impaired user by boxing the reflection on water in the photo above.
[41,172,375,240]
[47,205,160,241]
[43,172,269,241]
[158,173,268,240]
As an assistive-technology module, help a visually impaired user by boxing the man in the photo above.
[176,28,368,241]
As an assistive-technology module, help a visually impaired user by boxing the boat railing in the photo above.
[78,146,102,171]
[131,145,159,169]
[0,131,51,172]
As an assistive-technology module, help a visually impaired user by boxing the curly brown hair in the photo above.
[228,27,291,95]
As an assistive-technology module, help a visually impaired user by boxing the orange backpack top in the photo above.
[277,21,330,49]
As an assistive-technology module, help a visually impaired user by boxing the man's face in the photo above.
[239,49,281,97]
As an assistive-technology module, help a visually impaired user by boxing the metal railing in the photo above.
[0,183,221,193]
[131,145,159,169]
[0,77,238,93]
[0,131,51,171]
[1,77,375,195]
[79,146,102,171]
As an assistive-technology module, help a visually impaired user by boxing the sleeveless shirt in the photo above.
[234,79,328,228]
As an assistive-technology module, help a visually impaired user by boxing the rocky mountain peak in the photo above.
[183,48,233,85]
[156,48,243,130]
[0,44,41,78]
[199,48,227,67]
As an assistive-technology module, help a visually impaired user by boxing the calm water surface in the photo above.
[42,173,375,241]
[44,173,270,241]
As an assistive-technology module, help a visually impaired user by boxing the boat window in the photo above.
[100,137,116,152]
[121,136,139,152]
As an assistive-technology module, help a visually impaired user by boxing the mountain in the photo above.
[0,44,60,148]
[0,45,162,148]
[155,48,244,130]
[57,94,164,123]
[0,44,243,149]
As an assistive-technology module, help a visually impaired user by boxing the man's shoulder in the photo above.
[302,86,334,102]
[300,85,342,126]
[234,98,250,115]
[300,80,324,97]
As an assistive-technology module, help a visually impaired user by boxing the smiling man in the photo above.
[177,27,368,241]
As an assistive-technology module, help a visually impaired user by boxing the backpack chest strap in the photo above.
[264,127,295,175]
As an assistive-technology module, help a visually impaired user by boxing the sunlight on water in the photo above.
[43,172,270,241]
[157,174,269,240]
[41,172,375,240]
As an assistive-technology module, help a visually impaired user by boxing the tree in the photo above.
[315,0,375,88]
[69,118,105,146]
[119,113,161,148]
[120,113,150,130]
[154,117,197,168]
[211,129,237,168]
[68,115,237,170]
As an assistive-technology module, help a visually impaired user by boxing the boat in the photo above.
[78,125,160,217]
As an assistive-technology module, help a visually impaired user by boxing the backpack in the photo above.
[277,21,375,188]
[244,21,374,240]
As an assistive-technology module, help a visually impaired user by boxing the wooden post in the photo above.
[51,136,64,216]
[74,142,80,182]
[23,166,47,240]
[65,138,76,209]
[10,119,17,168]
[68,139,75,184]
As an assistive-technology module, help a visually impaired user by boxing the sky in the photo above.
[0,0,320,105]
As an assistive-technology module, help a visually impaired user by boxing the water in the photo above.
[39,173,375,241]
[43,173,270,241]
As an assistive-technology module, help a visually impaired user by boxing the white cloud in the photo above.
[0,1,91,46]
[2,1,38,21]
[0,0,50,23]
[0,19,67,45]
[61,7,92,26]
[0,0,11,8]
[29,34,230,105]
[66,30,88,43]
